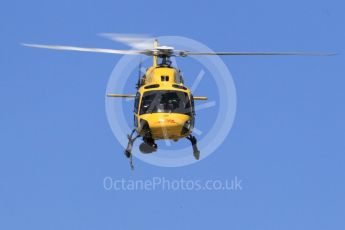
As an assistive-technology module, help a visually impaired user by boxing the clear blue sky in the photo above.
[1,0,344,229]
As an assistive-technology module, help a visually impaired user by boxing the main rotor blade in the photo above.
[22,43,151,55]
[99,33,154,50]
[179,51,336,56]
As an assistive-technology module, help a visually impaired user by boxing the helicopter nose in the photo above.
[147,114,190,139]
[149,115,186,129]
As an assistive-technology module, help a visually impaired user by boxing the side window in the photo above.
[191,95,195,128]
[134,92,140,114]
[180,72,185,84]
[191,95,195,115]
[175,70,183,84]
[134,115,138,128]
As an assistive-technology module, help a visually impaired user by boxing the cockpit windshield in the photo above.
[140,90,192,115]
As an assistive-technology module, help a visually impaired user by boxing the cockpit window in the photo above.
[140,90,191,115]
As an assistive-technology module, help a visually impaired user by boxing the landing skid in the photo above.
[125,129,140,170]
[124,131,200,169]
[186,135,200,160]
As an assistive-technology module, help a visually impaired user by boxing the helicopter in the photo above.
[22,35,334,169]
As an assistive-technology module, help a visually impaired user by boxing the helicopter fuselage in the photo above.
[134,65,195,141]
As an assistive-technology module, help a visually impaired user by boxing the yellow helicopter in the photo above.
[107,40,208,164]
[22,35,334,169]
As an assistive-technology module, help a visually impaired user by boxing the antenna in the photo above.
[153,39,158,67]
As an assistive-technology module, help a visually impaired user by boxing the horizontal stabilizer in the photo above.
[194,96,208,100]
[107,93,135,98]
